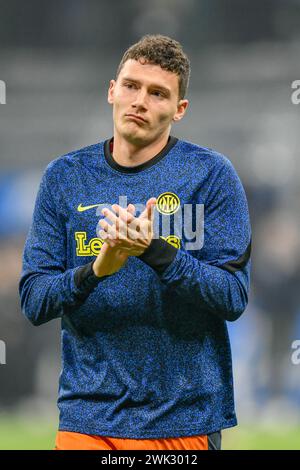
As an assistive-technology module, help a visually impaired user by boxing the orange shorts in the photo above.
[55,431,209,450]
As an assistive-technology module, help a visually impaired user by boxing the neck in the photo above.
[111,131,170,167]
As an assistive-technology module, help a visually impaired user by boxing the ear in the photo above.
[107,79,116,105]
[172,99,189,122]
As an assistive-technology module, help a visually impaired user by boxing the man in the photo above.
[19,35,251,450]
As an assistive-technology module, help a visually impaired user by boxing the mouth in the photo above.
[125,114,147,123]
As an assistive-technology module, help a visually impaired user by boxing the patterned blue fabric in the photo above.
[19,137,251,438]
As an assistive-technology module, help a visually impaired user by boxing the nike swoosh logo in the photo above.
[77,203,101,212]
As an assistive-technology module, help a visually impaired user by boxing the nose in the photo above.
[131,88,148,110]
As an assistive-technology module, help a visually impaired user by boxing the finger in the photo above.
[101,221,143,246]
[99,219,119,240]
[101,207,128,235]
[101,206,150,243]
[112,204,135,224]
[127,203,136,216]
[99,229,112,241]
[101,207,119,226]
[139,197,157,221]
[148,198,157,223]
[99,218,118,237]
[101,205,136,242]
[124,222,154,244]
[100,217,132,243]
[106,238,117,247]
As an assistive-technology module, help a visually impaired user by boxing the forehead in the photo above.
[118,59,179,95]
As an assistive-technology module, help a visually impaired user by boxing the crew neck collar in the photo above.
[104,135,178,174]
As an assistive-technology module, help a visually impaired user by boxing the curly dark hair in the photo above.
[116,34,190,100]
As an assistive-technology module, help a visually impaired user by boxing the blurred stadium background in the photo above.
[0,0,300,450]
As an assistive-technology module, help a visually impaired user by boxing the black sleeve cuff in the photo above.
[137,238,178,274]
[74,260,109,290]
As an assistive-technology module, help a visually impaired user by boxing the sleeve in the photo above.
[19,164,106,326]
[138,159,252,322]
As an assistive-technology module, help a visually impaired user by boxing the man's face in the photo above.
[108,59,188,146]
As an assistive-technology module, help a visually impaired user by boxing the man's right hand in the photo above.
[92,242,129,277]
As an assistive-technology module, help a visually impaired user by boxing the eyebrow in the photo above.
[121,77,171,96]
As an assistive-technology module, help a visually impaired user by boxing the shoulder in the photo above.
[175,138,236,175]
[43,141,104,179]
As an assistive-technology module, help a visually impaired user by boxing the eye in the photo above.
[124,83,137,89]
[151,90,163,97]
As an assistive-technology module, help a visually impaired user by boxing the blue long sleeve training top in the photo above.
[19,135,251,438]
